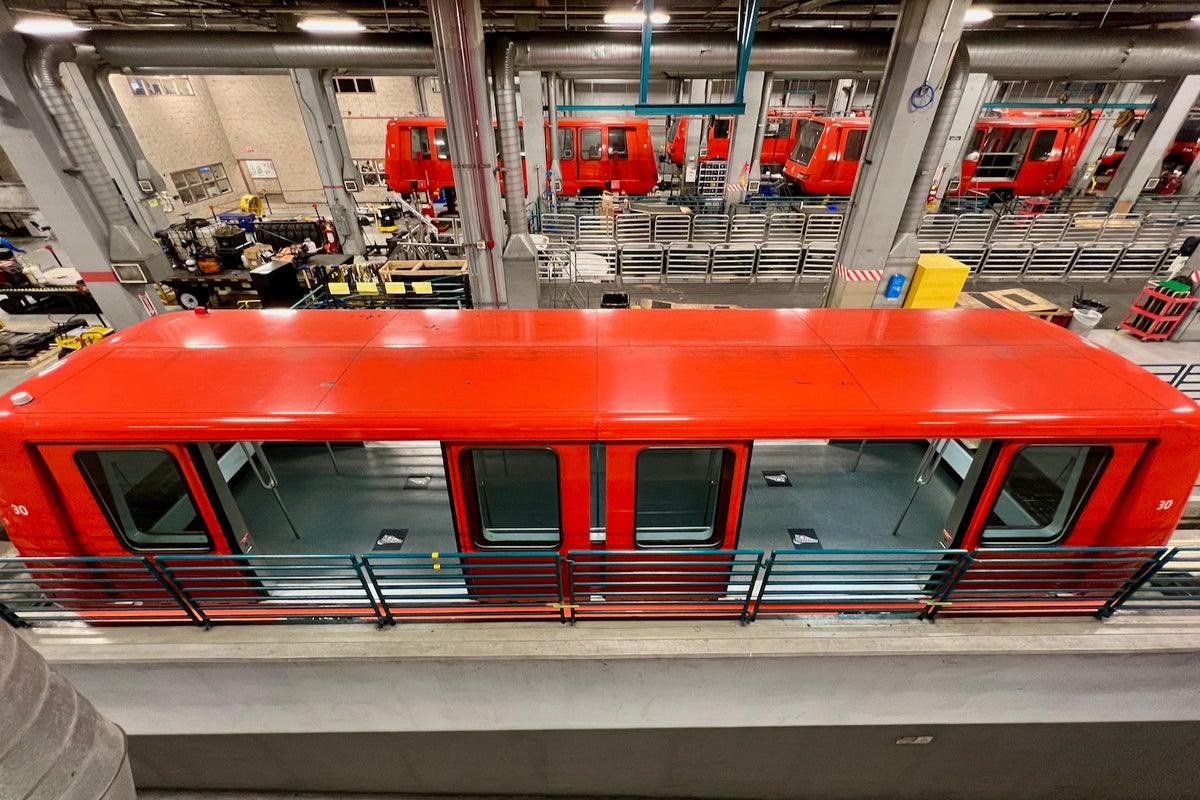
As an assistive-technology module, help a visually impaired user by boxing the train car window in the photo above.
[764,119,784,138]
[789,120,825,166]
[461,448,561,547]
[711,118,731,139]
[981,445,1111,544]
[975,127,1033,179]
[410,127,432,159]
[843,129,867,162]
[1027,129,1058,162]
[559,128,575,160]
[609,127,631,160]
[434,128,450,160]
[75,449,210,550]
[634,448,733,547]
[581,128,603,160]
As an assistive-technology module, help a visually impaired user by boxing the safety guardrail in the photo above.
[1141,363,1200,403]
[3,546,1200,629]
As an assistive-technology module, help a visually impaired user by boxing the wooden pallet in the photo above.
[0,346,58,369]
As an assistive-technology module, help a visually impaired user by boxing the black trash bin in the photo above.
[600,291,630,309]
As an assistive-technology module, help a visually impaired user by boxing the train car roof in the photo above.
[3,308,1195,442]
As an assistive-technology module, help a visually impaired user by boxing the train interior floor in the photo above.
[230,440,956,557]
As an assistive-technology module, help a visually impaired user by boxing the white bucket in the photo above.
[1068,307,1103,336]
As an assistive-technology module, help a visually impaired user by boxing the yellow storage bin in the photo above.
[903,253,970,309]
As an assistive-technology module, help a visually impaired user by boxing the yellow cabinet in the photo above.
[903,253,970,309]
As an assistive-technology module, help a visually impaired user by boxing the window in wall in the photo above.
[410,127,432,159]
[334,77,376,93]
[843,128,867,162]
[981,445,1111,544]
[355,159,387,187]
[433,128,450,160]
[581,128,603,160]
[75,449,210,550]
[460,448,561,547]
[1027,129,1058,162]
[128,76,194,97]
[170,163,231,205]
[634,447,733,547]
[609,127,631,160]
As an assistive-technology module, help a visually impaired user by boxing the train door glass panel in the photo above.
[433,128,450,160]
[980,445,1110,544]
[75,449,209,550]
[843,128,867,162]
[790,120,824,166]
[558,128,578,186]
[710,118,731,140]
[1027,129,1057,162]
[579,127,605,186]
[460,448,561,548]
[634,448,733,547]
[410,127,431,159]
[609,127,630,159]
[975,127,1033,179]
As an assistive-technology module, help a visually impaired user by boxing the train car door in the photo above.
[1011,128,1062,195]
[607,125,636,192]
[37,444,235,557]
[833,126,867,192]
[408,124,435,193]
[557,127,579,194]
[577,126,606,191]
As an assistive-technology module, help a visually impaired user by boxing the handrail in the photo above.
[2,545,1198,629]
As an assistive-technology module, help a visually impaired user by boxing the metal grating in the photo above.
[728,214,767,243]
[1025,213,1071,243]
[948,213,996,242]
[916,213,958,251]
[615,212,652,244]
[665,242,713,282]
[653,214,693,243]
[944,243,988,274]
[710,243,758,282]
[977,243,1033,280]
[540,213,578,241]
[537,240,574,281]
[765,212,806,243]
[691,214,731,243]
[1022,244,1077,281]
[1097,212,1143,244]
[753,243,803,282]
[1133,213,1181,247]
[803,213,844,243]
[1068,242,1124,280]
[989,215,1032,244]
[576,216,616,245]
[1113,245,1167,279]
[617,244,665,283]
[800,242,837,281]
[1061,212,1109,243]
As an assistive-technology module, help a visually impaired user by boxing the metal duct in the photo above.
[966,30,1200,80]
[548,72,561,185]
[26,40,128,229]
[897,45,969,237]
[492,38,528,234]
[749,70,775,174]
[91,31,435,74]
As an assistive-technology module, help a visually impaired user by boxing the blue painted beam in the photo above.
[639,0,653,106]
[558,103,748,115]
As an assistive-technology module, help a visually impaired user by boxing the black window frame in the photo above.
[559,128,575,160]
[74,447,212,552]
[710,118,732,140]
[1027,129,1058,162]
[580,128,603,160]
[789,119,826,166]
[979,444,1112,546]
[410,126,432,159]
[433,128,450,161]
[843,128,867,162]
[609,127,632,160]
[458,447,563,550]
[632,446,735,549]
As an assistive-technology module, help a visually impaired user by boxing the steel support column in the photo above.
[829,78,856,116]
[931,73,992,205]
[1069,82,1143,194]
[682,79,707,191]
[289,68,366,255]
[831,0,970,307]
[519,69,546,206]
[724,71,767,204]
[1104,76,1200,208]
[427,0,507,308]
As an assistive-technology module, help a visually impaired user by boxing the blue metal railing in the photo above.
[1,545,1197,628]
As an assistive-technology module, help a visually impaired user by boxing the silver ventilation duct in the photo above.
[966,30,1200,80]
[492,38,528,235]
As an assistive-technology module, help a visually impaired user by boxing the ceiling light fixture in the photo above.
[297,17,366,33]
[604,10,671,25]
[1192,13,1200,24]
[14,16,89,35]
[964,6,994,24]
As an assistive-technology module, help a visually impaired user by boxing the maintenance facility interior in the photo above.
[4,1,1200,800]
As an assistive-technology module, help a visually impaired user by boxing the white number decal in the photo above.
[9,504,29,516]
[1157,499,1175,511]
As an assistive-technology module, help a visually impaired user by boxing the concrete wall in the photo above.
[336,75,431,204]
[0,143,19,182]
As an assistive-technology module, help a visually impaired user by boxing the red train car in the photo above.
[1,308,1197,586]
[783,114,1094,198]
[664,110,817,170]
[384,117,658,199]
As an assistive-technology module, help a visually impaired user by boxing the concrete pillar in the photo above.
[829,78,855,116]
[1104,75,1200,209]
[724,71,767,204]
[289,68,366,255]
[0,7,158,328]
[1181,154,1200,197]
[830,0,970,306]
[682,79,707,191]
[931,73,992,205]
[427,0,507,308]
[61,62,171,237]
[519,70,546,206]
[1068,82,1142,194]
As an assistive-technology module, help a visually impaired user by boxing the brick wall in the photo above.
[107,74,248,221]
[336,75,434,203]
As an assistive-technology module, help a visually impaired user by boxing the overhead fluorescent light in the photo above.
[1192,13,1200,24]
[14,17,89,35]
[604,10,670,25]
[964,6,994,24]
[297,17,366,33]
